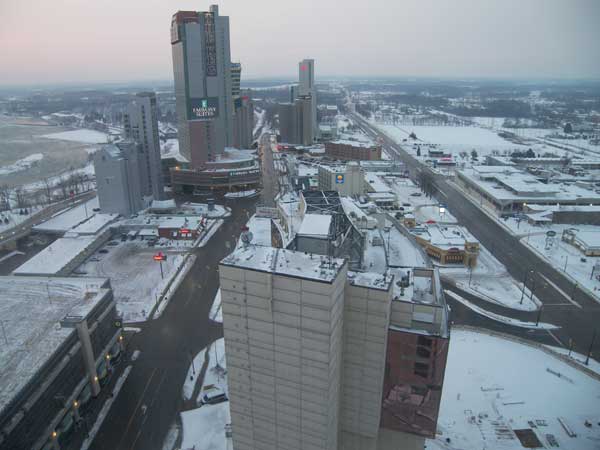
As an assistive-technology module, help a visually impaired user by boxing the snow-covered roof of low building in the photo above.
[221,246,345,283]
[69,213,119,235]
[150,199,177,211]
[157,216,203,230]
[34,198,100,234]
[161,139,188,163]
[297,214,332,238]
[13,235,102,276]
[571,230,600,249]
[0,276,110,417]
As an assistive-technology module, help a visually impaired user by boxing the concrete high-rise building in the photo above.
[233,95,254,149]
[171,5,234,168]
[219,246,450,450]
[278,96,314,146]
[93,142,144,216]
[123,92,165,200]
[231,62,242,98]
[298,59,318,139]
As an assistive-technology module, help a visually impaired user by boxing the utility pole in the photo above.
[585,330,596,366]
[520,270,531,304]
[535,304,543,327]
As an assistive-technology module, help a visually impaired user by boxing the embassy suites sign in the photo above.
[188,97,219,121]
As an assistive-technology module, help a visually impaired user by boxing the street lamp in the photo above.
[520,270,533,304]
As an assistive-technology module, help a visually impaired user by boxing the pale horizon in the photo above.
[1,0,599,86]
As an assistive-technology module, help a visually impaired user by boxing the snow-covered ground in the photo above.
[41,129,108,144]
[196,338,227,405]
[445,290,557,329]
[363,228,387,272]
[527,229,600,302]
[0,153,43,175]
[77,241,186,322]
[427,328,600,450]
[0,206,41,234]
[441,245,540,311]
[384,227,428,268]
[180,403,232,450]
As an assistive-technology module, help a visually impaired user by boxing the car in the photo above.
[410,192,422,197]
[199,385,228,405]
[98,249,109,254]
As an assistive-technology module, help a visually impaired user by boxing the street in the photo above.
[352,112,600,357]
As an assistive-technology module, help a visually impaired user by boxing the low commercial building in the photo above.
[0,277,121,450]
[157,216,206,240]
[410,224,479,266]
[562,229,600,256]
[325,139,382,161]
[318,163,365,196]
[456,166,600,214]
[13,232,111,277]
[219,246,449,450]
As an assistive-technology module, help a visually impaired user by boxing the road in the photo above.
[352,112,600,357]
[259,133,277,207]
[77,198,256,450]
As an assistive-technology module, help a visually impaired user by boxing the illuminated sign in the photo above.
[188,97,219,121]
[335,174,344,184]
[153,252,167,261]
[300,64,307,71]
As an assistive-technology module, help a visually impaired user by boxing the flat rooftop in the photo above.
[13,235,100,276]
[297,214,332,238]
[221,246,345,283]
[348,271,392,291]
[412,224,478,249]
[0,276,110,416]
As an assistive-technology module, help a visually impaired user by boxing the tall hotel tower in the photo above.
[171,5,234,168]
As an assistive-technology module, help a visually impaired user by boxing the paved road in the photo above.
[259,133,277,207]
[80,199,256,450]
[352,112,600,357]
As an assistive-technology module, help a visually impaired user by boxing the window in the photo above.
[414,362,429,378]
[416,346,431,358]
[417,336,433,348]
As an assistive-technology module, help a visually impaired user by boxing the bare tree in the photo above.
[42,178,53,205]
[57,177,69,200]
[0,185,10,212]
[14,187,28,209]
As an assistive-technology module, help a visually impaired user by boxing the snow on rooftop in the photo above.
[13,235,100,275]
[365,172,392,193]
[347,271,392,291]
[160,139,188,163]
[0,276,109,416]
[69,212,118,235]
[221,246,344,282]
[297,213,332,238]
[34,197,100,233]
[427,328,600,450]
[238,215,272,248]
[41,129,108,144]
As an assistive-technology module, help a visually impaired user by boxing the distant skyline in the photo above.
[1,0,599,86]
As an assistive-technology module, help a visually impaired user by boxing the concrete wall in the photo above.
[220,263,347,450]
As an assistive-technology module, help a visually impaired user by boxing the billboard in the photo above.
[380,329,449,438]
[188,97,219,121]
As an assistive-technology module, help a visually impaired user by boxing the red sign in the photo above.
[180,228,190,234]
[153,252,167,261]
[300,64,307,71]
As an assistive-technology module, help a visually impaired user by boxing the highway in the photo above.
[351,112,600,357]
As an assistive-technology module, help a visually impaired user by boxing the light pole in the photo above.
[585,330,596,366]
[535,304,543,326]
[468,266,473,287]
[520,270,533,304]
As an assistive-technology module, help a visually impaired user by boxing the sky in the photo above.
[1,0,599,86]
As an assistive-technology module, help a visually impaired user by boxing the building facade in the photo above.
[279,96,314,146]
[234,96,254,149]
[123,92,165,200]
[318,163,365,196]
[94,142,144,216]
[325,140,382,161]
[219,247,450,450]
[0,277,121,450]
[298,59,317,139]
[231,62,241,98]
[171,5,234,168]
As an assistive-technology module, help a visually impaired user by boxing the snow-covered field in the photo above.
[427,328,600,450]
[41,129,108,144]
[180,403,231,450]
[0,206,41,234]
[77,241,186,322]
[0,153,43,175]
[527,229,600,302]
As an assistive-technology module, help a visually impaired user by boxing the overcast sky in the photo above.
[1,0,599,85]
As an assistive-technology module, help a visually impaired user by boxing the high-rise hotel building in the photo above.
[171,5,234,168]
